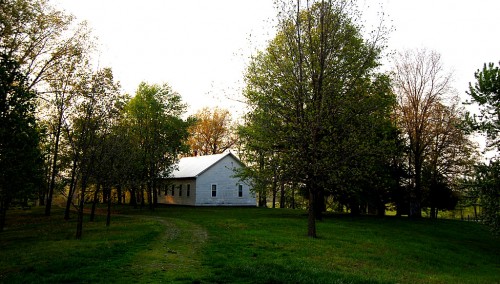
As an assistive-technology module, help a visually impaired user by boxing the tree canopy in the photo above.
[123,82,192,209]
[466,61,500,151]
[187,107,236,155]
[465,61,500,234]
[0,53,43,231]
[240,0,393,237]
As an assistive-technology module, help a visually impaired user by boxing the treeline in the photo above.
[235,1,499,237]
[1,0,499,238]
[0,0,194,238]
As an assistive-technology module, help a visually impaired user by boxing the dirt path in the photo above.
[120,215,210,283]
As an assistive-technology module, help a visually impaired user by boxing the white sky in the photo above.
[54,0,499,118]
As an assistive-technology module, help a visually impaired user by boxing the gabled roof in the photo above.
[169,152,241,179]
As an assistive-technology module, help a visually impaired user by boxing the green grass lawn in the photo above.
[0,206,498,283]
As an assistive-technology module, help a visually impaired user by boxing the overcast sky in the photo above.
[54,0,499,117]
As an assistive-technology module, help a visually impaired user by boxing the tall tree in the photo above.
[0,0,91,90]
[392,49,455,218]
[423,99,476,218]
[0,53,43,232]
[241,0,390,237]
[465,61,500,234]
[124,82,192,210]
[1,0,94,215]
[465,61,500,150]
[472,161,500,235]
[187,107,237,155]
[43,39,93,216]
[70,67,121,239]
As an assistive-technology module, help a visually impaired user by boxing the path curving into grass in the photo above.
[1,206,499,283]
[112,214,210,283]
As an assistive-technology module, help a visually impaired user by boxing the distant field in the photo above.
[0,206,498,283]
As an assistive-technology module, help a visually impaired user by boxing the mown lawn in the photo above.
[0,206,499,283]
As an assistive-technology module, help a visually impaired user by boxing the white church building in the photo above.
[158,152,256,206]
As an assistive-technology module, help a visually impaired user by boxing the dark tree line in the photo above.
[1,0,497,239]
[237,1,478,237]
[0,0,193,238]
[0,53,43,232]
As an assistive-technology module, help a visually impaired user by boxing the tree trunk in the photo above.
[314,189,324,220]
[129,187,137,207]
[280,181,285,208]
[350,198,360,216]
[106,186,112,227]
[430,206,436,219]
[117,185,122,204]
[307,183,317,238]
[64,159,79,220]
[258,190,267,207]
[90,184,100,222]
[140,185,145,208]
[258,152,267,207]
[152,180,158,206]
[147,181,153,210]
[45,115,63,217]
[272,177,277,209]
[411,154,423,218]
[76,178,87,239]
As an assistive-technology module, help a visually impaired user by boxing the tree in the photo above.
[0,53,43,232]
[241,0,390,237]
[465,61,500,150]
[423,99,476,218]
[1,0,95,215]
[187,107,237,155]
[1,0,92,90]
[124,82,192,210]
[470,161,500,235]
[392,49,456,218]
[465,61,500,234]
[69,67,121,239]
[43,38,93,216]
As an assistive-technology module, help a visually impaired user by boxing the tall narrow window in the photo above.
[179,184,183,197]
[187,184,191,197]
[164,185,168,196]
[238,184,243,197]
[171,184,175,196]
[211,184,217,197]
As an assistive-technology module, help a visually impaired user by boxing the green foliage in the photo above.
[464,61,500,234]
[124,82,191,175]
[123,82,193,207]
[473,161,500,235]
[240,0,395,232]
[466,61,500,150]
[0,53,43,231]
[0,0,92,90]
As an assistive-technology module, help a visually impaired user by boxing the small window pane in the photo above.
[187,184,190,197]
[211,184,217,197]
[238,184,243,197]
[179,184,183,197]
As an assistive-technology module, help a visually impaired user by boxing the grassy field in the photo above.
[0,206,498,283]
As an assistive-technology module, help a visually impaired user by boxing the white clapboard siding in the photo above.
[159,152,256,206]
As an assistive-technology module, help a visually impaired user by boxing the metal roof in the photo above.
[169,152,238,179]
